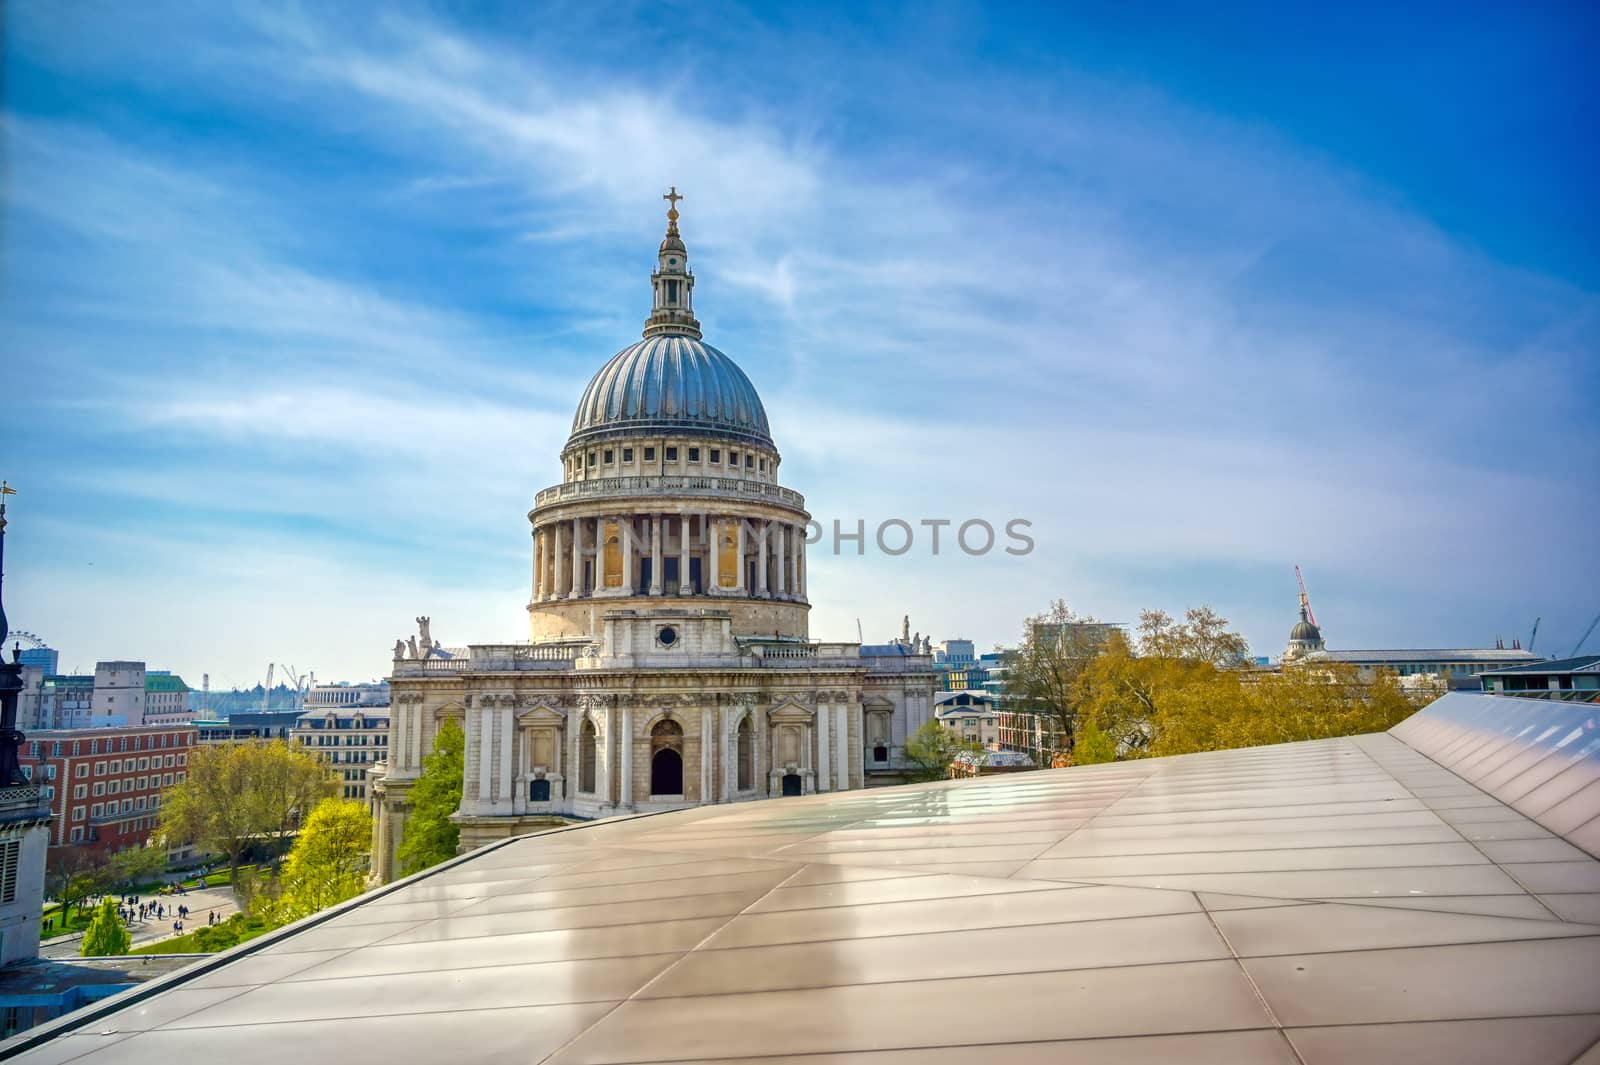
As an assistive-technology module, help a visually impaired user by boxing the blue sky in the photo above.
[3,2,1597,688]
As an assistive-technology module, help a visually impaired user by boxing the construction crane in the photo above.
[1295,565,1319,627]
[1528,618,1541,653]
[1573,613,1600,658]
[276,664,311,704]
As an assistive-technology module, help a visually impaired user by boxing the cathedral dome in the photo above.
[567,334,773,449]
[1290,619,1322,643]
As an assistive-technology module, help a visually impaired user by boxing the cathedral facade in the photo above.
[370,194,937,882]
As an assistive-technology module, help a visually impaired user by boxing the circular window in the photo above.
[658,626,678,647]
[668,258,677,266]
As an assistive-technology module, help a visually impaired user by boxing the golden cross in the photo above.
[663,186,683,211]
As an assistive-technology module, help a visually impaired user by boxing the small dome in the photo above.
[1290,620,1322,643]
[568,334,773,450]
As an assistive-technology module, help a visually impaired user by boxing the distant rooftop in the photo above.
[1306,648,1544,664]
[1480,655,1600,676]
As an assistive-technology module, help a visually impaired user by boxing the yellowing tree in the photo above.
[904,720,982,782]
[276,798,373,921]
[159,741,336,885]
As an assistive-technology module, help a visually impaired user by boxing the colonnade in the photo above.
[532,513,807,601]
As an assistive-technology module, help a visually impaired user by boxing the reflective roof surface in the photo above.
[8,693,1600,1064]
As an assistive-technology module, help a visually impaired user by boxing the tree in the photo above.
[1071,721,1118,765]
[276,798,373,920]
[80,898,131,957]
[246,741,339,863]
[106,845,166,891]
[1137,607,1252,667]
[397,720,465,876]
[1003,600,1117,757]
[903,720,982,782]
[159,740,336,887]
[46,847,108,921]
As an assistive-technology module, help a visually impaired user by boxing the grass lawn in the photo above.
[129,913,281,955]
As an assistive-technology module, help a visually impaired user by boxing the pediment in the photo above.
[516,702,567,724]
[768,701,814,722]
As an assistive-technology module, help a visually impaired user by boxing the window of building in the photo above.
[69,827,83,843]
[75,764,87,778]
[93,783,104,796]
[665,446,678,461]
[138,758,149,771]
[50,743,61,758]
[759,458,766,472]
[587,451,596,466]
[729,451,739,466]
[73,785,86,799]
[71,806,85,822]
[45,765,56,780]
[0,841,17,904]
[108,780,119,795]
[745,454,754,468]
[643,447,656,462]
[122,799,133,814]
[710,449,720,463]
[91,803,103,818]
[579,719,597,793]
[110,761,121,773]
[603,448,614,464]
[688,447,700,461]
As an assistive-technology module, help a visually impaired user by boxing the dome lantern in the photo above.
[644,186,702,340]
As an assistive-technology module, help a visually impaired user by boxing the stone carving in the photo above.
[416,616,433,647]
[407,636,420,659]
[394,639,406,659]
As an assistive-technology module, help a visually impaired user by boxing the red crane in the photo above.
[1295,565,1318,627]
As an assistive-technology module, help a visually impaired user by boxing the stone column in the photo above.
[797,530,806,599]
[708,517,721,593]
[757,521,769,598]
[554,522,567,597]
[532,529,543,601]
[678,514,692,594]
[499,706,515,806]
[700,707,714,803]
[735,519,748,593]
[619,704,632,809]
[835,702,849,793]
[775,523,786,598]
[566,714,579,801]
[816,694,831,793]
[598,704,612,807]
[570,516,583,598]
[622,515,635,594]
[721,707,734,802]
[650,514,663,595]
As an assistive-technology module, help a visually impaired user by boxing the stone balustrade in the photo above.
[533,475,806,513]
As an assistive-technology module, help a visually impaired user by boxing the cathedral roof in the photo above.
[1289,618,1322,642]
[567,333,773,450]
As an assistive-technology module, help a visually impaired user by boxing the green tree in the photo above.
[398,720,465,875]
[277,798,373,920]
[903,720,982,782]
[249,741,340,864]
[106,845,166,890]
[80,898,131,957]
[159,741,336,887]
[1071,721,1118,765]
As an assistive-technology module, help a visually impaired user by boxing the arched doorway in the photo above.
[529,778,551,802]
[737,717,753,791]
[781,772,803,797]
[650,719,684,796]
[873,744,888,764]
[651,748,683,795]
[579,719,597,793]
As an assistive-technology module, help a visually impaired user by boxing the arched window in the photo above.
[737,716,753,791]
[579,719,597,794]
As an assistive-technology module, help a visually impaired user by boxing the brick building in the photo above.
[17,725,198,854]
